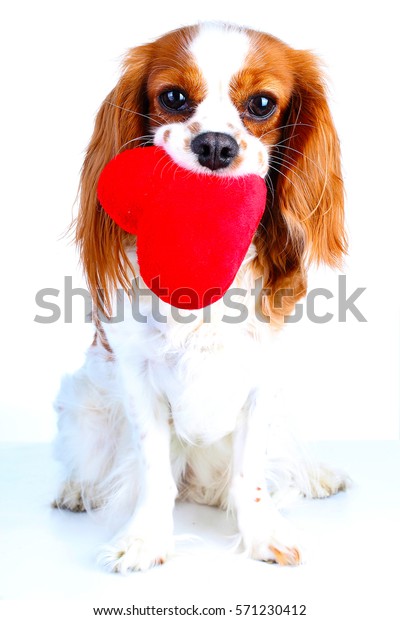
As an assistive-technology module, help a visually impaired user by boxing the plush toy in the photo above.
[97,146,266,309]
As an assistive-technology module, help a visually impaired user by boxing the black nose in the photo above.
[191,132,239,171]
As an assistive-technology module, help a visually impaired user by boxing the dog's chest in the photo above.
[153,325,262,445]
[104,262,266,445]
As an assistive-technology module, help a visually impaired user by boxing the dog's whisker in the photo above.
[271,144,326,176]
[259,122,315,141]
[105,100,163,126]
[272,133,300,147]
[268,156,315,187]
[267,163,305,195]
[118,136,155,152]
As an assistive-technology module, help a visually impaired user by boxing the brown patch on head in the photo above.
[163,129,171,142]
[230,31,294,149]
[232,26,346,325]
[146,26,207,125]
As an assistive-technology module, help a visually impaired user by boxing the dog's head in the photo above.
[78,22,346,321]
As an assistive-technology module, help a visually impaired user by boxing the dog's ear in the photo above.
[76,44,153,314]
[255,49,347,324]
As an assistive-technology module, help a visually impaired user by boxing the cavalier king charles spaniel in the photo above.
[53,22,348,572]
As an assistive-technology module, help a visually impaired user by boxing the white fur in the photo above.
[54,23,348,572]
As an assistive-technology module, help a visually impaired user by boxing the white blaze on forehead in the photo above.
[189,23,250,96]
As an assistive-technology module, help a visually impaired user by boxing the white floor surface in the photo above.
[1,441,399,620]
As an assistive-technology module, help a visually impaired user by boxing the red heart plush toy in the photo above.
[97,147,266,309]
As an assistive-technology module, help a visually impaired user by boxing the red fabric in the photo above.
[97,147,266,309]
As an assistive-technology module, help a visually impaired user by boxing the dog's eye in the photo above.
[247,95,276,119]
[159,90,189,112]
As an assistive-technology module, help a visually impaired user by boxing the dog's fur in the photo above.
[53,22,348,572]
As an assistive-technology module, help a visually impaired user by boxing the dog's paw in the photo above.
[98,531,174,573]
[254,539,302,566]
[247,518,303,566]
[52,480,102,512]
[306,463,351,499]
[52,480,86,512]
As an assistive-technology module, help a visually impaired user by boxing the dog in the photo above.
[53,21,348,572]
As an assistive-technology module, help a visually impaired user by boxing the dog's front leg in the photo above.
[230,392,302,566]
[100,366,176,573]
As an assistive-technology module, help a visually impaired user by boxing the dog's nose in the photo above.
[191,132,239,171]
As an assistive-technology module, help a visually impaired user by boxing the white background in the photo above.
[0,0,399,442]
[0,3,399,618]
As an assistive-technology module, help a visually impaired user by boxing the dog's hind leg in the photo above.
[53,341,126,513]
